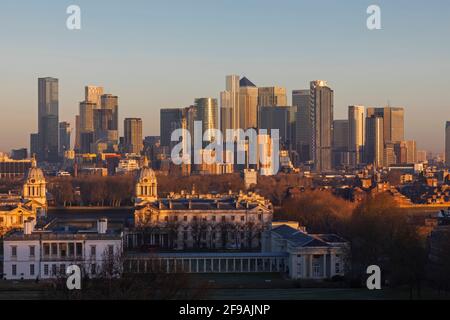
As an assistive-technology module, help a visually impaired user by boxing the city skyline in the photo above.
[1,0,450,153]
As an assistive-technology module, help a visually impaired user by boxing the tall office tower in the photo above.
[220,91,233,132]
[220,75,240,132]
[365,115,384,167]
[293,89,312,162]
[100,94,119,136]
[85,86,104,106]
[310,80,333,172]
[348,105,365,166]
[30,133,39,158]
[79,101,96,133]
[405,140,417,164]
[258,106,289,147]
[258,86,287,107]
[194,98,219,141]
[332,120,349,168]
[160,108,184,147]
[93,108,115,141]
[446,122,450,167]
[38,77,59,162]
[367,107,404,143]
[239,77,258,130]
[59,122,71,156]
[124,118,143,154]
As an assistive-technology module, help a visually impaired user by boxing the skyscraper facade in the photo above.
[59,122,71,156]
[293,89,311,162]
[365,115,384,167]
[85,86,104,106]
[124,118,143,154]
[310,80,333,172]
[194,98,219,141]
[37,77,59,162]
[239,77,258,130]
[100,94,119,142]
[367,107,404,143]
[220,75,240,132]
[405,140,417,164]
[348,105,365,166]
[79,101,96,135]
[160,108,184,148]
[332,120,349,168]
[258,106,289,147]
[258,86,287,107]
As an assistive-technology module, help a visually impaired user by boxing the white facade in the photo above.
[2,220,123,280]
[264,224,348,280]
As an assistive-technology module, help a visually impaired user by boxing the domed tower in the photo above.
[22,156,47,212]
[135,157,158,204]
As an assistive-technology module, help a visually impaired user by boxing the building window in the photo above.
[44,264,49,276]
[240,216,245,222]
[30,264,35,276]
[43,243,50,256]
[184,216,188,222]
[174,216,178,222]
[108,245,114,256]
[12,264,17,276]
[52,264,57,276]
[51,243,58,256]
[212,215,216,222]
[221,216,226,222]
[90,245,96,257]
[313,262,321,277]
[60,264,66,275]
[11,246,17,258]
[231,216,235,221]
[91,264,97,275]
[76,243,83,257]
[29,246,35,257]
[68,243,75,257]
[60,243,67,257]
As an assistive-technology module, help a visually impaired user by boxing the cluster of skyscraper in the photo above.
[160,75,416,172]
[30,79,143,162]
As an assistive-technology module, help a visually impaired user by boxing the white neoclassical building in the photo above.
[2,218,123,280]
[263,222,348,279]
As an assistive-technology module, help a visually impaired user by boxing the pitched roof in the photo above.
[271,224,347,248]
[240,77,256,88]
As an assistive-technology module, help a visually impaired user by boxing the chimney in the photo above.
[97,218,108,234]
[24,219,34,235]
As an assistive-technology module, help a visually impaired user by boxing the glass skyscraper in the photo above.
[37,77,59,162]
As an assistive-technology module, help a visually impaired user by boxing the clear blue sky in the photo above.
[0,0,449,153]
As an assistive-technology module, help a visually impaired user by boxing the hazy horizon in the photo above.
[1,0,449,153]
